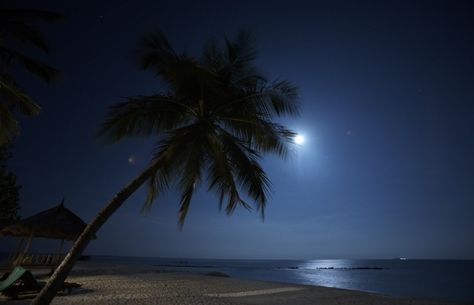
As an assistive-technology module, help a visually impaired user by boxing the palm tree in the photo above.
[0,9,62,144]
[32,30,300,305]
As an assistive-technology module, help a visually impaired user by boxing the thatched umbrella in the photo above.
[0,200,92,241]
[0,200,94,266]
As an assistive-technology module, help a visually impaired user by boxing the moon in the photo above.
[294,134,305,145]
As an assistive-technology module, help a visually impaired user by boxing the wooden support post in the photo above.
[10,238,25,265]
[17,231,34,265]
[58,239,64,254]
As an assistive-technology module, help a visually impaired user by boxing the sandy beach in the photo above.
[1,261,470,305]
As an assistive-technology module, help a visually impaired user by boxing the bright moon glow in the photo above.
[294,134,305,145]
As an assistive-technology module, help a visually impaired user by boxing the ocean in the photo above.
[89,256,474,303]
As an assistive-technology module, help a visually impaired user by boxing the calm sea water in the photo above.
[89,256,474,303]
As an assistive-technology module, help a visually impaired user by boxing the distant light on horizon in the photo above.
[294,134,305,145]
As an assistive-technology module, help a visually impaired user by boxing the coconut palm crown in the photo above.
[0,9,62,144]
[99,30,300,224]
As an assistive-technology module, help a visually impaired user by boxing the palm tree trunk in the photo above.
[31,161,160,305]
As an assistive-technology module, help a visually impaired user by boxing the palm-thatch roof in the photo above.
[0,200,94,241]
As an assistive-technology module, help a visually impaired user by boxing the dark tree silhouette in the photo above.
[32,30,300,304]
[0,144,20,229]
[0,9,62,144]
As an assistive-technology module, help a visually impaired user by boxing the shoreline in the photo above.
[1,261,472,305]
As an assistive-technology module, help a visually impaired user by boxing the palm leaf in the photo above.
[0,101,19,145]
[219,131,271,217]
[0,8,60,144]
[98,94,193,141]
[0,9,63,54]
[0,76,42,116]
[177,136,205,225]
[206,130,251,214]
[0,47,59,83]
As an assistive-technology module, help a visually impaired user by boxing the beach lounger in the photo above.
[0,266,81,299]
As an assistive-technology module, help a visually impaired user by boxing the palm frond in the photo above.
[0,101,19,145]
[252,121,296,158]
[98,94,192,142]
[207,30,264,88]
[136,30,177,69]
[224,30,257,70]
[242,80,300,117]
[141,162,172,213]
[205,131,251,214]
[136,30,187,87]
[136,34,217,99]
[219,131,271,217]
[0,47,59,83]
[0,9,63,54]
[212,79,299,121]
[266,80,300,116]
[202,40,225,71]
[177,137,205,226]
[0,9,60,145]
[0,76,41,115]
[142,123,204,213]
[218,114,296,159]
[143,123,206,220]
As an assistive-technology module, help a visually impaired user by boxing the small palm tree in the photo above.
[0,9,62,144]
[32,30,300,305]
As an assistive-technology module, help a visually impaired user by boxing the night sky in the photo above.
[4,0,474,259]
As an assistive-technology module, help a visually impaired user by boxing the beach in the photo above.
[1,261,470,305]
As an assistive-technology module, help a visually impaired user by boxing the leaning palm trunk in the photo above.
[31,161,160,305]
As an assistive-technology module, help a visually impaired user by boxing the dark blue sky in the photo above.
[4,0,474,259]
